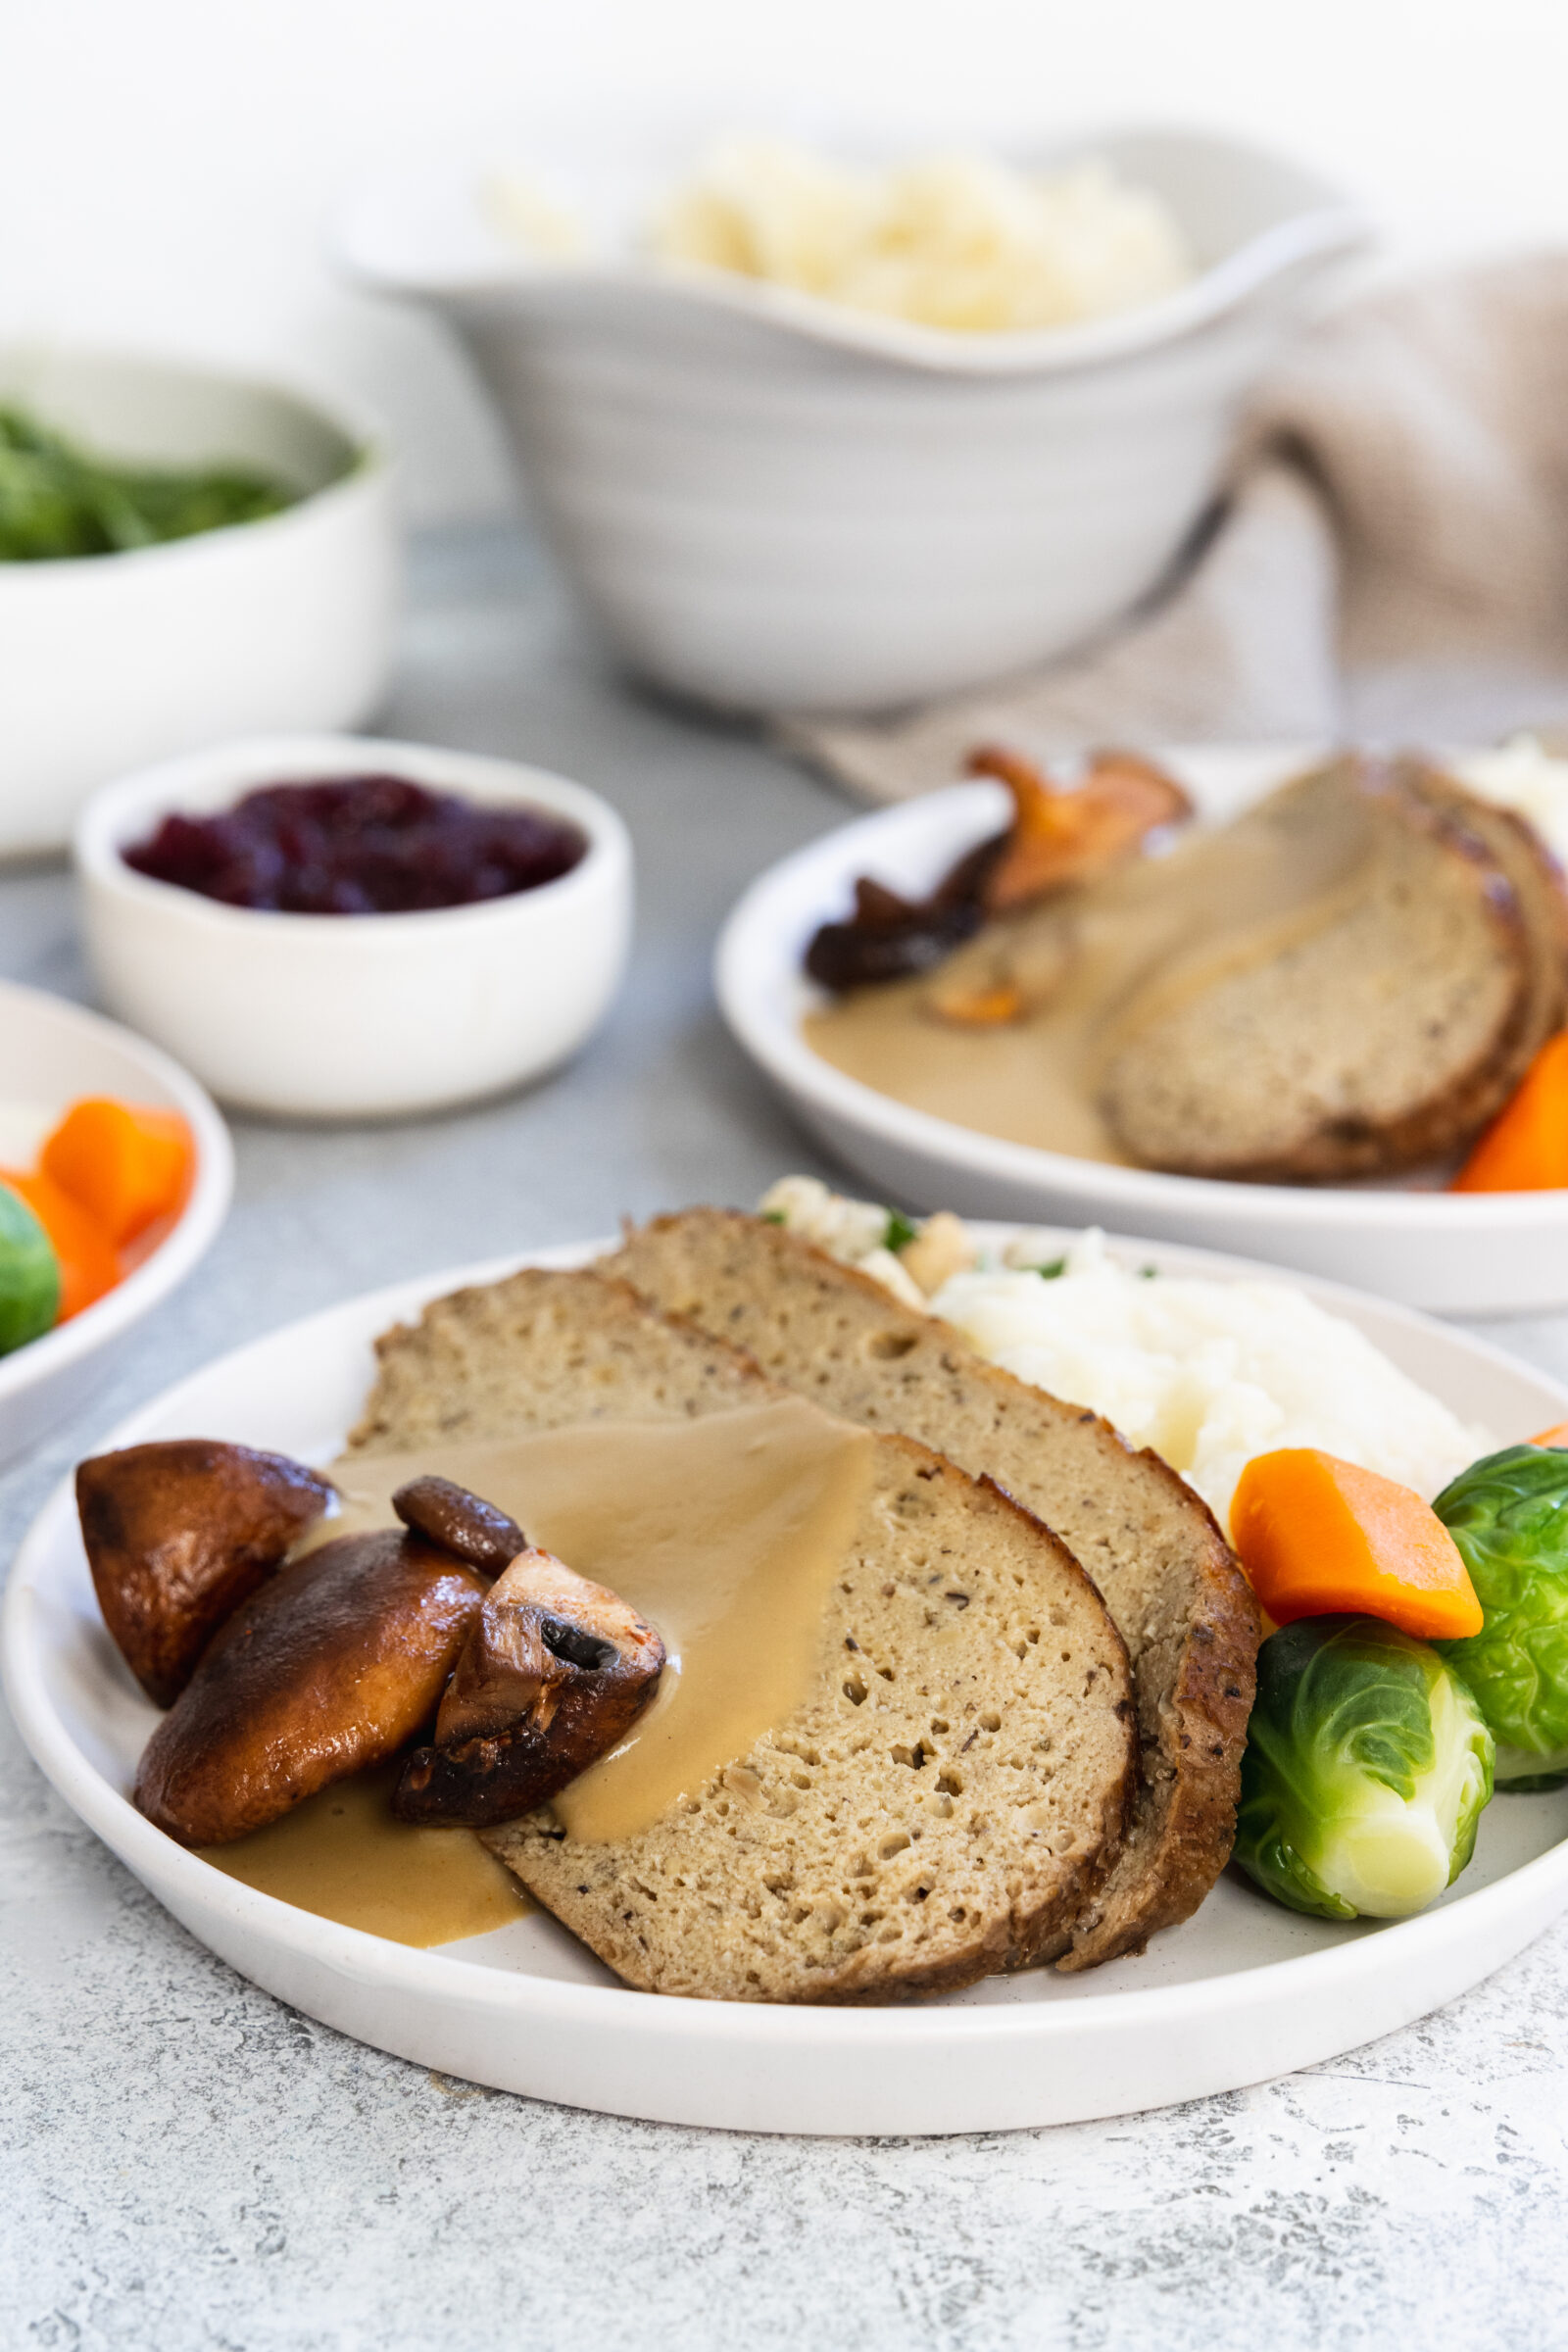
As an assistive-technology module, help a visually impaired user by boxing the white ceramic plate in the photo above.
[8,1226,1568,2135]
[0,980,232,1468]
[716,747,1568,1315]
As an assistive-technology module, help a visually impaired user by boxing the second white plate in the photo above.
[0,979,232,1469]
[7,1227,1568,2133]
[715,747,1568,1313]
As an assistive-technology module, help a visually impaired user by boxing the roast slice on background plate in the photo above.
[715,745,1568,1316]
[0,980,232,1468]
[8,1227,1568,2136]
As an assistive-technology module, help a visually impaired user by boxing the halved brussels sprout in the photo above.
[0,1183,59,1355]
[1235,1614,1494,1920]
[1434,1444,1568,1788]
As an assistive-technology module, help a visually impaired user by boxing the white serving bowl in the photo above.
[337,128,1366,713]
[715,745,1568,1317]
[74,735,633,1120]
[0,980,232,1469]
[0,347,400,857]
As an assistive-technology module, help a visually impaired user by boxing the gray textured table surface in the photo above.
[7,528,1568,2352]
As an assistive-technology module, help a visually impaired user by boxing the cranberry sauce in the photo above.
[122,775,588,915]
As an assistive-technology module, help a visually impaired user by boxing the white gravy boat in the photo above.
[338,129,1368,716]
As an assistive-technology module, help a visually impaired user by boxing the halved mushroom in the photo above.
[76,1440,334,1707]
[392,1474,526,1575]
[802,745,1191,995]
[803,859,996,992]
[967,744,1193,911]
[133,1531,487,1845]
[393,1548,665,1829]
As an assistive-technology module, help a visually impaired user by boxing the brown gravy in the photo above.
[805,776,1376,1162]
[322,1398,875,1844]
[200,1762,531,1946]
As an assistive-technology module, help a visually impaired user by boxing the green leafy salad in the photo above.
[0,404,295,561]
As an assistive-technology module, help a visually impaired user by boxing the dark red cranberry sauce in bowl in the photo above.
[122,775,588,914]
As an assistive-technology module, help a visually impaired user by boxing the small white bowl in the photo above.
[74,735,633,1120]
[0,979,232,1469]
[715,746,1568,1317]
[0,347,400,857]
[338,127,1366,713]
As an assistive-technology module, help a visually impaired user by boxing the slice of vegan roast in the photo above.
[348,1265,1135,2002]
[609,1209,1258,1971]
[1097,755,1568,1182]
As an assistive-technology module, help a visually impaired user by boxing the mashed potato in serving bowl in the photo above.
[645,140,1194,335]
[760,1178,1488,1533]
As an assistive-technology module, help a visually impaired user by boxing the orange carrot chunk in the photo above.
[1531,1420,1568,1448]
[1451,1029,1568,1193]
[40,1099,193,1248]
[1,1170,121,1322]
[1230,1447,1484,1642]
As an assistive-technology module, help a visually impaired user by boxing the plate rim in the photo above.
[714,762,1568,1237]
[8,1225,1568,2068]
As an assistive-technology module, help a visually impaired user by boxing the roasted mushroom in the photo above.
[804,744,1192,994]
[968,743,1193,911]
[76,1440,334,1707]
[803,851,999,992]
[393,1547,665,1829]
[392,1474,526,1575]
[133,1531,487,1845]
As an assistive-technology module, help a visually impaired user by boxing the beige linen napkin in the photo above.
[783,255,1568,801]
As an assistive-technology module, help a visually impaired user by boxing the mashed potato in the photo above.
[648,139,1193,334]
[759,1181,1487,1531]
[930,1233,1487,1532]
[1454,734,1568,870]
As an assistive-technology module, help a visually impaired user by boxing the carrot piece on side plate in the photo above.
[1451,1029,1568,1193]
[39,1099,194,1248]
[1,1170,120,1322]
[1531,1420,1568,1447]
[1231,1446,1484,1642]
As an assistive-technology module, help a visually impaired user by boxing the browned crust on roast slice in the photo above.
[1405,757,1568,1120]
[607,1209,1258,1970]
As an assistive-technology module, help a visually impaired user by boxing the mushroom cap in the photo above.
[392,1473,526,1575]
[394,1547,665,1829]
[133,1529,487,1845]
[76,1440,333,1707]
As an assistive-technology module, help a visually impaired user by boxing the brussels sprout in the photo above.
[1434,1444,1568,1788]
[0,1183,59,1355]
[1235,1615,1494,1920]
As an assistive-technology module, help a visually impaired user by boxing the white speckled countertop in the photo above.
[6,528,1568,2350]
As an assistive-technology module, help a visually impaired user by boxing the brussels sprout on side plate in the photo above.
[0,1182,60,1354]
[1235,1615,1494,1920]
[1435,1444,1568,1788]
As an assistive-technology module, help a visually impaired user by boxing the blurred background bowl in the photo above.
[338,126,1367,714]
[74,733,634,1120]
[0,348,400,858]
[0,979,232,1468]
